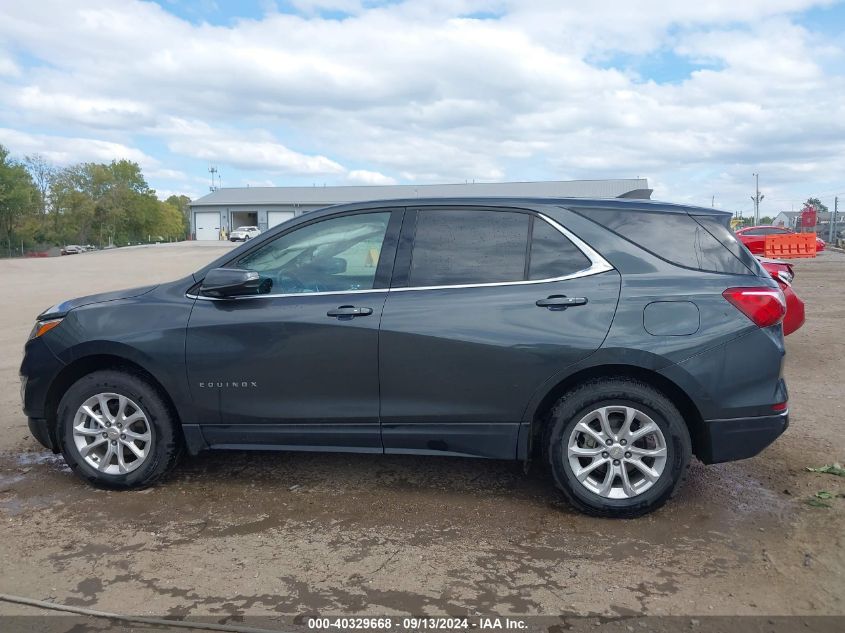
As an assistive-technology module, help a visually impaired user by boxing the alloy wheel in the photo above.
[72,393,153,475]
[567,405,667,499]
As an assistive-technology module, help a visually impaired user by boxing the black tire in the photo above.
[546,377,691,518]
[57,369,183,489]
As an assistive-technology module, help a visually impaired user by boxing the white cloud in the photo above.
[0,0,843,211]
[146,167,188,180]
[159,118,346,175]
[347,169,397,185]
[0,54,20,77]
[288,0,366,15]
[13,87,156,128]
[0,127,156,167]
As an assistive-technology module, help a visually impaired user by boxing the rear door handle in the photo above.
[536,295,588,310]
[327,305,374,318]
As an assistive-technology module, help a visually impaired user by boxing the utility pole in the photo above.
[751,173,764,225]
[829,196,838,244]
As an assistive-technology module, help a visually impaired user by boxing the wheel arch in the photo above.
[43,353,184,452]
[525,363,705,462]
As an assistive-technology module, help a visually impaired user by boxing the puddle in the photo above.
[14,449,70,469]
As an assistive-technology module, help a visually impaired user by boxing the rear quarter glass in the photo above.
[573,208,755,276]
[691,215,767,277]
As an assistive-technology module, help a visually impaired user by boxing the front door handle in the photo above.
[327,305,374,318]
[536,295,588,310]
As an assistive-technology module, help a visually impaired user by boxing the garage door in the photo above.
[267,211,295,229]
[195,212,220,240]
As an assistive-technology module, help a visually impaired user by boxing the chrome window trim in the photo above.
[188,211,613,301]
[188,287,388,301]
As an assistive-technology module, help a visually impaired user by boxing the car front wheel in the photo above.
[546,378,691,518]
[57,369,182,488]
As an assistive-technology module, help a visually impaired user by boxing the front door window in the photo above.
[237,212,391,294]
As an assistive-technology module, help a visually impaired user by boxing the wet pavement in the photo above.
[0,243,843,621]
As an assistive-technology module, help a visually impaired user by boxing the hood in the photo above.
[39,284,158,320]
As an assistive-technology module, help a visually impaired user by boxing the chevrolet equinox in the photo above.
[20,198,789,517]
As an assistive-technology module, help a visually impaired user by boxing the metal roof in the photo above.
[294,197,732,218]
[190,179,650,207]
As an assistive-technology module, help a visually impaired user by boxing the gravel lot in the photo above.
[0,243,843,627]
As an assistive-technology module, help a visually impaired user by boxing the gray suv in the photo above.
[20,198,788,517]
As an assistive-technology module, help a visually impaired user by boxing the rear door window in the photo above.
[528,217,591,279]
[408,209,530,286]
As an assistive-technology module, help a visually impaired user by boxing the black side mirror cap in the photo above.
[200,268,266,298]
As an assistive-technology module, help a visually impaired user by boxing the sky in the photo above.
[1,0,844,216]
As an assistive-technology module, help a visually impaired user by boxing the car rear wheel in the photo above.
[57,370,183,488]
[546,378,691,518]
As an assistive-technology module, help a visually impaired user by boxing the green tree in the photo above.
[24,153,56,217]
[49,164,94,244]
[803,197,828,214]
[166,194,191,236]
[0,144,37,252]
[70,160,161,245]
[157,200,188,239]
[4,148,191,250]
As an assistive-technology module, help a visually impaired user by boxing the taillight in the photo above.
[722,287,786,328]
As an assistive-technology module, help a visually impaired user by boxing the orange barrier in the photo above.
[764,233,817,259]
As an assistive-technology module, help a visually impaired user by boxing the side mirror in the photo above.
[200,268,265,298]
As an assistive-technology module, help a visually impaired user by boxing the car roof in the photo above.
[299,197,733,219]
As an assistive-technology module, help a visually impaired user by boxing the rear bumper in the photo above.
[698,411,789,464]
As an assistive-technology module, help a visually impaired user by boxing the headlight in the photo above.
[29,318,63,340]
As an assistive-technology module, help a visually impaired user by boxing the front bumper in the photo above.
[20,335,65,447]
[697,411,789,464]
[28,417,57,451]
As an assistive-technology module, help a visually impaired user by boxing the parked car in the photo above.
[60,245,84,256]
[21,198,789,518]
[758,258,805,336]
[230,226,261,242]
[735,225,825,254]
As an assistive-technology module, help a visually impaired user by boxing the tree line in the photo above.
[0,143,191,254]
